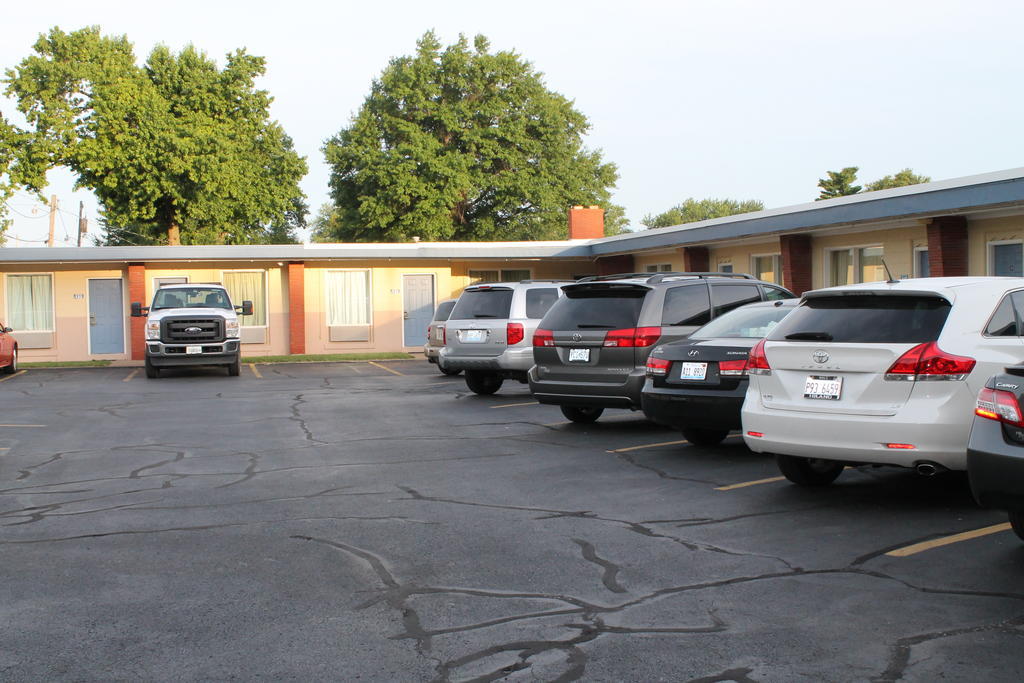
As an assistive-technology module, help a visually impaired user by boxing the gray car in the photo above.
[439,280,570,394]
[528,272,794,422]
[424,299,459,375]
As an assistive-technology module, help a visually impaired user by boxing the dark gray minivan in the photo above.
[528,272,794,422]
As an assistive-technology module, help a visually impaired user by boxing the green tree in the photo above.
[816,167,862,200]
[321,31,619,242]
[641,198,764,229]
[4,26,307,246]
[864,168,931,192]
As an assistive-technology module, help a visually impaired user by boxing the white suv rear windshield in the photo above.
[450,289,514,319]
[767,295,951,343]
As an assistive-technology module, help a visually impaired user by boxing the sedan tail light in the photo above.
[976,387,1024,426]
[718,359,748,377]
[745,339,771,375]
[603,327,662,348]
[532,328,555,347]
[884,342,975,381]
[507,322,524,346]
[646,356,672,377]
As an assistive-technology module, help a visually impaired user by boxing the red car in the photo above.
[0,323,18,374]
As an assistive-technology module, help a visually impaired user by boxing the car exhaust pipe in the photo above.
[914,461,947,476]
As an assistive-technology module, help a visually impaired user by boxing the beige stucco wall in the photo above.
[632,250,679,272]
[967,215,1024,276]
[810,225,925,289]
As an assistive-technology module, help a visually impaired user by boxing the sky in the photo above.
[3,0,1023,246]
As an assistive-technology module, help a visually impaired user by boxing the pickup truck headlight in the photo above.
[225,320,240,339]
[145,321,161,340]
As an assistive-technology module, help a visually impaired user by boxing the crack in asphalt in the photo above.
[571,538,627,594]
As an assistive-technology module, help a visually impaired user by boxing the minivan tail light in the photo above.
[746,339,771,375]
[884,342,975,381]
[533,328,555,347]
[646,357,672,377]
[976,387,1024,426]
[718,359,748,377]
[507,322,524,346]
[603,327,662,348]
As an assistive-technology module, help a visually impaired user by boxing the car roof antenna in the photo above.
[881,258,900,284]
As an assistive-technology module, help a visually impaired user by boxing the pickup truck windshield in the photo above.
[152,288,232,310]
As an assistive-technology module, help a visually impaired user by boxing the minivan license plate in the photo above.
[804,375,842,400]
[568,348,590,363]
[461,329,486,343]
[679,362,708,380]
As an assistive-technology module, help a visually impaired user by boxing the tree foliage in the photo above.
[816,167,862,200]
[641,198,764,229]
[320,31,619,242]
[864,168,931,192]
[3,26,307,245]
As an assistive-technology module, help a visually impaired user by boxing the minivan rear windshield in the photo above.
[540,288,645,330]
[767,295,951,344]
[450,289,514,319]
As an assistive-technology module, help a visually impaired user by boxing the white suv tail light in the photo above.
[884,341,975,381]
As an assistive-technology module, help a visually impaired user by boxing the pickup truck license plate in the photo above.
[186,345,202,355]
[568,348,590,362]
[804,375,842,400]
[679,362,708,380]
[461,329,486,343]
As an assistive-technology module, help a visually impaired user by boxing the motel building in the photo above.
[2,167,1024,364]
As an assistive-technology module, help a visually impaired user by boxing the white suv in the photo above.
[742,277,1024,485]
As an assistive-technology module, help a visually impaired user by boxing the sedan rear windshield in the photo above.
[540,288,646,330]
[691,304,795,339]
[767,295,951,344]
[450,289,514,319]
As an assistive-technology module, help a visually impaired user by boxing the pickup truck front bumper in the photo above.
[146,340,240,367]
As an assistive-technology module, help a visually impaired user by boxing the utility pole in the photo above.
[47,195,58,247]
[77,201,86,247]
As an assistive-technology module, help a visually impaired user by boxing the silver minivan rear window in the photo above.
[451,289,514,319]
[767,295,951,343]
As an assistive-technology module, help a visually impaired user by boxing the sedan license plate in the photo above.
[461,329,486,343]
[804,375,842,400]
[568,348,590,363]
[679,362,708,380]
[186,345,203,355]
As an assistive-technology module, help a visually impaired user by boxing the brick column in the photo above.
[596,254,635,275]
[288,262,306,355]
[780,234,813,295]
[681,246,709,272]
[926,216,968,277]
[127,263,146,360]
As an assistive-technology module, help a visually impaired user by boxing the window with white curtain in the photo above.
[325,270,371,325]
[223,271,267,326]
[6,274,54,331]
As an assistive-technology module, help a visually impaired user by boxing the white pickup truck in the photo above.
[131,283,252,378]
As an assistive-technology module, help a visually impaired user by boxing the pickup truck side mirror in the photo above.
[130,302,149,317]
[238,300,254,317]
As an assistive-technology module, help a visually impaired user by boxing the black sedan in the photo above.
[641,299,799,446]
[967,366,1024,542]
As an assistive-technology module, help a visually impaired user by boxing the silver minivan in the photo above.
[439,281,569,394]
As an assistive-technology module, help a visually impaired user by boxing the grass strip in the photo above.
[21,360,113,368]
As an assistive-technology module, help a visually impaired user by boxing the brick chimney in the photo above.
[568,205,605,239]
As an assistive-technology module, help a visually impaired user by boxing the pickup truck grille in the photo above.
[162,318,224,343]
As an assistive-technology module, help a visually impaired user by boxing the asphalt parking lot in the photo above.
[1,360,1023,682]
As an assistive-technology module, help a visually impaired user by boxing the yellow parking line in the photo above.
[716,476,787,491]
[610,439,689,453]
[491,401,539,409]
[609,434,742,454]
[885,523,1012,557]
[249,363,263,379]
[122,369,140,382]
[0,370,27,383]
[368,361,403,376]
